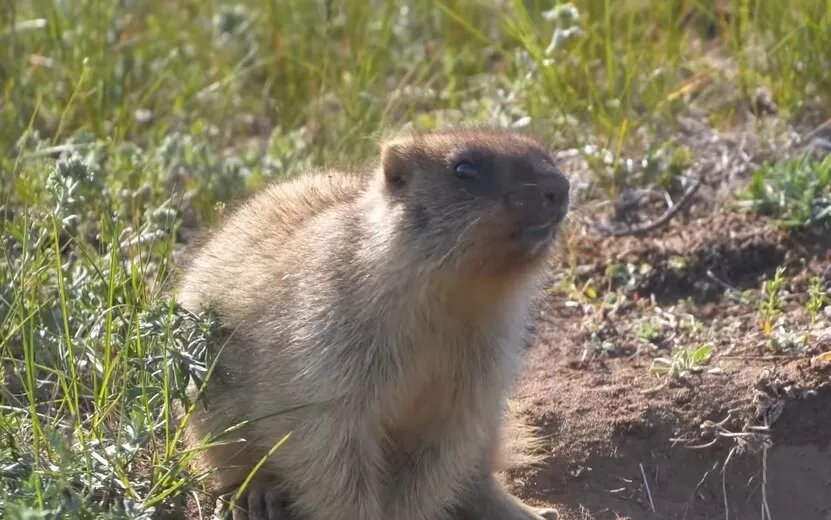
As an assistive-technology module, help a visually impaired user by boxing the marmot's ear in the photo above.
[380,138,412,189]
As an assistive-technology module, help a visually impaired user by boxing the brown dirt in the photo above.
[504,209,831,520]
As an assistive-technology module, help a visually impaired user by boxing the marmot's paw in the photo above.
[231,484,294,520]
[535,506,559,520]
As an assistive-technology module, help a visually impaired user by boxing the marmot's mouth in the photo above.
[523,220,557,237]
[513,219,560,256]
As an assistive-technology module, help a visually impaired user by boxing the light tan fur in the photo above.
[177,128,568,520]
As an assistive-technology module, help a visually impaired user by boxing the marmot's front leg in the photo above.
[229,404,386,520]
[451,476,559,520]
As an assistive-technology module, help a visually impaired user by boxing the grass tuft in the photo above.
[743,154,831,230]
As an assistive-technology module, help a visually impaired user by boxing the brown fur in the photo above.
[176,128,569,520]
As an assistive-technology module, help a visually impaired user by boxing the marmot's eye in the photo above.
[454,161,479,180]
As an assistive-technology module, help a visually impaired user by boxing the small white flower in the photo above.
[542,3,580,24]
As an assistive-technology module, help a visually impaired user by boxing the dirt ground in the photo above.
[503,177,831,519]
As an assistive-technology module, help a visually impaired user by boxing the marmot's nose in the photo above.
[541,170,570,212]
[504,169,570,220]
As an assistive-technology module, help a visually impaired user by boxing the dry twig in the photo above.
[599,176,702,236]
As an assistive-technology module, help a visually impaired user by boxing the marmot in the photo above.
[177,128,569,520]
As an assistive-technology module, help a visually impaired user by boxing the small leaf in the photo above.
[812,351,831,364]
[691,343,713,364]
[584,285,597,299]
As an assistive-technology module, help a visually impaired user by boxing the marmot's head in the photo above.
[378,128,569,279]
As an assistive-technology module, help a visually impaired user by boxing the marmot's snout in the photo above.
[503,166,569,220]
[504,166,570,251]
[539,166,570,221]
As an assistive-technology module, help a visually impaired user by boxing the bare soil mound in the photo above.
[506,210,831,520]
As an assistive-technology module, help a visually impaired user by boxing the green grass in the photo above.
[650,342,716,380]
[2,0,831,517]
[743,153,831,230]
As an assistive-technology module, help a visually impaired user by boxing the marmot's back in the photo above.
[177,171,367,316]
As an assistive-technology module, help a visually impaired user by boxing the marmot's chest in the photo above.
[386,370,463,438]
[381,336,513,452]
